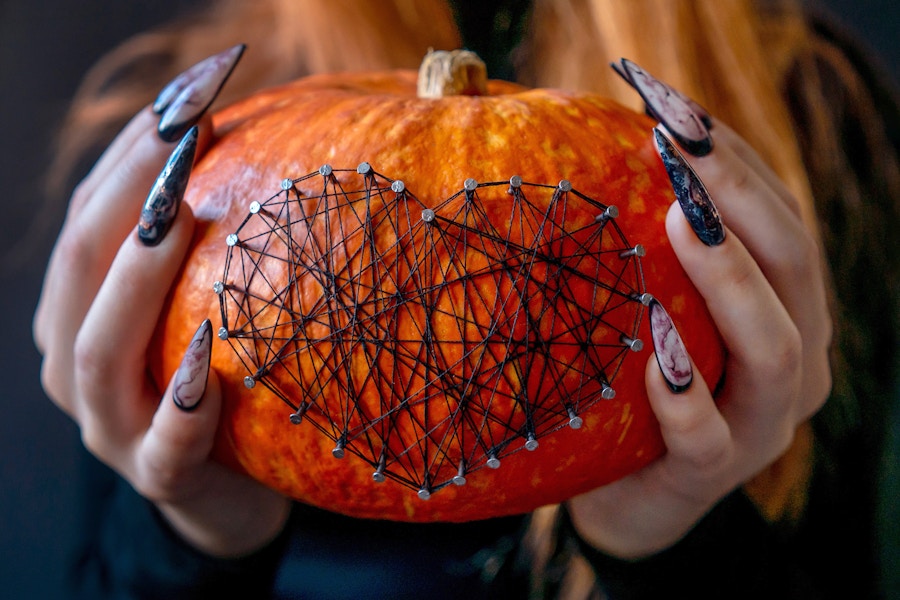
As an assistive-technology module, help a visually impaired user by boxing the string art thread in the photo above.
[215,163,649,498]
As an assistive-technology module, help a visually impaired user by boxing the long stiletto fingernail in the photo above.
[173,320,212,412]
[653,128,725,246]
[156,44,245,143]
[613,58,713,156]
[137,126,198,246]
[649,300,693,393]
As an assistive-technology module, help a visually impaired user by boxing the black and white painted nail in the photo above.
[649,300,693,393]
[653,128,725,246]
[173,319,213,412]
[614,58,713,156]
[137,126,198,246]
[156,43,245,143]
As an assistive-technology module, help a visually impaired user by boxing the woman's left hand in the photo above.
[566,113,832,559]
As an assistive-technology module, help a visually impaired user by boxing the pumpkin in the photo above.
[151,50,725,522]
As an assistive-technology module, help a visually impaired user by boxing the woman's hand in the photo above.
[567,61,832,559]
[33,46,291,559]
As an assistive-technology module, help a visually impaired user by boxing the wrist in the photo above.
[158,487,292,558]
[560,491,782,598]
[565,489,711,560]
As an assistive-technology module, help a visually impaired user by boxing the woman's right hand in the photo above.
[33,46,292,559]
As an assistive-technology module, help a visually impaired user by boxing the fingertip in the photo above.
[132,186,197,252]
[144,351,222,471]
[647,299,693,394]
[172,319,214,412]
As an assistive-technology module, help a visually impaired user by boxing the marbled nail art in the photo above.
[614,58,713,156]
[137,126,198,246]
[653,128,725,246]
[157,44,245,143]
[173,319,212,412]
[649,300,693,393]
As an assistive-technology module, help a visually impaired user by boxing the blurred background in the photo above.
[1,0,897,597]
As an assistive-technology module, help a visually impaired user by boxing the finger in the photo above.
[36,45,242,361]
[643,299,732,492]
[69,107,163,211]
[666,205,803,448]
[33,121,198,357]
[657,130,831,418]
[138,331,293,557]
[34,107,161,348]
[70,116,211,249]
[644,358,736,502]
[72,201,196,436]
[695,145,833,419]
[37,128,199,407]
[135,321,220,502]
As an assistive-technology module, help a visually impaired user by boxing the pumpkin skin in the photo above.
[151,68,726,523]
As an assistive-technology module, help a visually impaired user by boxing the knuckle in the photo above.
[68,180,92,213]
[54,225,99,278]
[775,227,822,285]
[72,332,99,385]
[72,328,116,401]
[769,421,798,465]
[685,438,733,475]
[762,325,803,384]
[39,353,69,409]
[730,165,755,196]
[790,231,821,278]
[80,420,111,462]
[135,457,192,503]
[665,411,733,474]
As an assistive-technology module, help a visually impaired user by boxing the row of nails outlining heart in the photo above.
[141,47,721,407]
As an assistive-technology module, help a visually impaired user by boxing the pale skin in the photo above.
[33,107,831,560]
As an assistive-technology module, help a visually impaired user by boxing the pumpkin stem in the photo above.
[417,49,488,98]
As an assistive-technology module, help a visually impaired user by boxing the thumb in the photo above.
[643,300,730,473]
[136,320,222,500]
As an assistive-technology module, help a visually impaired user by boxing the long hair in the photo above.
[48,0,900,596]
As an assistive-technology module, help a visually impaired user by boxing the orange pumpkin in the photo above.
[151,51,725,522]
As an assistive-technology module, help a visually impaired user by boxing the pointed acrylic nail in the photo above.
[648,300,693,393]
[653,128,725,246]
[137,126,198,246]
[614,58,713,156]
[156,43,245,143]
[173,319,213,412]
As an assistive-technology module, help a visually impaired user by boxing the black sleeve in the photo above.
[70,452,290,600]
[560,491,821,600]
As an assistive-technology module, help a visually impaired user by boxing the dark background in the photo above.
[1,0,897,597]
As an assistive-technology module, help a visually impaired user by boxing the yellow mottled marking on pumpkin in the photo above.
[670,294,687,314]
[613,131,639,150]
[562,103,583,119]
[402,497,417,519]
[556,450,579,469]
[485,130,506,151]
[626,188,648,214]
[584,413,602,430]
[617,403,634,445]
[626,155,650,176]
[489,97,532,120]
[540,140,577,160]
